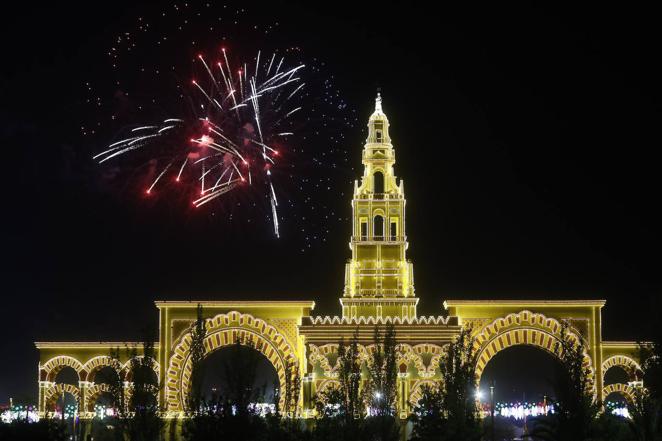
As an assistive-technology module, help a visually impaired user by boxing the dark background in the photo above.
[1,2,660,403]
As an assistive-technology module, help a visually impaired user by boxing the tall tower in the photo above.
[341,94,417,320]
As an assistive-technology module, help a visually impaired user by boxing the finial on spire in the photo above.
[375,92,382,112]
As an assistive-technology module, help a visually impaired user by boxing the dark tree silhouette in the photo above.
[528,323,599,441]
[127,334,162,441]
[410,325,481,441]
[365,324,397,416]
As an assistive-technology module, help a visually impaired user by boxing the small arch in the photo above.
[42,356,83,382]
[45,383,80,412]
[83,356,122,383]
[122,356,160,383]
[395,344,427,378]
[92,365,122,387]
[85,384,113,413]
[308,344,340,378]
[603,383,636,404]
[409,380,439,408]
[373,171,384,194]
[602,355,642,381]
[54,366,80,386]
[315,379,341,397]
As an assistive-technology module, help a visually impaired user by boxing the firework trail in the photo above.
[94,49,306,238]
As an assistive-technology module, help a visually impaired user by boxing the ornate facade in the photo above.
[36,95,643,418]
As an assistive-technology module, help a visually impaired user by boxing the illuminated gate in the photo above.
[34,95,645,417]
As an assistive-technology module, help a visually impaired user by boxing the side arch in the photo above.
[165,311,297,412]
[394,344,427,378]
[85,383,112,412]
[603,383,636,404]
[44,383,80,410]
[316,379,341,397]
[473,311,594,385]
[82,356,122,382]
[602,355,641,380]
[42,356,83,382]
[413,344,445,378]
[122,356,160,382]
[309,344,340,378]
[409,379,438,407]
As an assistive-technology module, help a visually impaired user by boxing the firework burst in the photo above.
[94,49,307,237]
[86,2,358,247]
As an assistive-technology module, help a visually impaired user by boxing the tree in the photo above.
[127,333,162,441]
[337,329,364,423]
[409,385,445,441]
[311,330,363,441]
[528,323,599,441]
[624,340,662,441]
[627,383,662,441]
[365,324,397,416]
[438,324,481,441]
[187,304,207,415]
[410,325,481,441]
[221,337,265,416]
[96,346,128,441]
[182,337,269,441]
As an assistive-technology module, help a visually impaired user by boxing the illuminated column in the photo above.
[79,381,91,417]
[302,374,315,417]
[157,305,168,412]
[38,381,53,416]
[397,373,409,419]
[593,305,605,402]
[124,381,132,413]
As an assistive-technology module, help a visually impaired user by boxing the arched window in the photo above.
[373,171,384,194]
[373,215,384,240]
[376,130,383,142]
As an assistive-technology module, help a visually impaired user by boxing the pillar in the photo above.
[301,374,315,417]
[397,373,409,419]
[79,381,91,418]
[38,381,53,416]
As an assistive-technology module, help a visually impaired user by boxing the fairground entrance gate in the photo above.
[36,96,644,418]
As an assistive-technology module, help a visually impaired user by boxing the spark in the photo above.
[147,161,174,193]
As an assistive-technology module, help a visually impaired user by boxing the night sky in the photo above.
[1,2,661,404]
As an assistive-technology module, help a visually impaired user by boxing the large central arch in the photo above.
[472,311,594,388]
[165,311,297,412]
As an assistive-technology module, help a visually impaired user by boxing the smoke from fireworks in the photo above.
[94,49,306,237]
